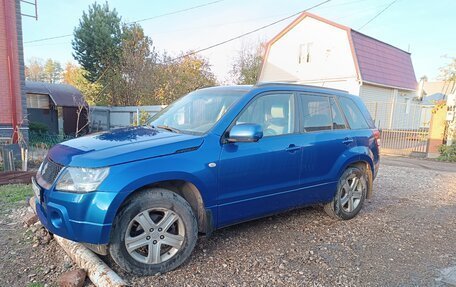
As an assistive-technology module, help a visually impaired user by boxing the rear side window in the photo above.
[339,97,369,129]
[299,95,332,132]
[330,97,347,130]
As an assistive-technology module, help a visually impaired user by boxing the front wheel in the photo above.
[109,188,198,275]
[324,167,367,220]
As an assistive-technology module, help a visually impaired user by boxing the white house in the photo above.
[259,12,419,129]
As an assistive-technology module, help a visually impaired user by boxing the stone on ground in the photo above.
[58,269,86,287]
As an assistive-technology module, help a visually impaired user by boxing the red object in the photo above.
[1,0,22,143]
[373,129,381,147]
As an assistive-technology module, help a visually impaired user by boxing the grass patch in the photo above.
[0,184,32,215]
[0,184,32,204]
[27,283,45,287]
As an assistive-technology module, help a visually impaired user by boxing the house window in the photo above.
[299,42,313,64]
[27,93,50,109]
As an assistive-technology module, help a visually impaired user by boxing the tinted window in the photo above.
[299,95,332,132]
[339,97,369,129]
[237,93,295,136]
[330,97,347,130]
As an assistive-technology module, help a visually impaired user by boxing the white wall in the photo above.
[259,16,360,95]
[361,84,425,129]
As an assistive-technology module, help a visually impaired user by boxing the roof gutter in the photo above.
[362,80,417,92]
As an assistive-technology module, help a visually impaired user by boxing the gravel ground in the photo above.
[0,156,455,286]
[119,157,456,287]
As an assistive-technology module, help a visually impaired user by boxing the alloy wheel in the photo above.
[340,173,365,213]
[125,208,185,264]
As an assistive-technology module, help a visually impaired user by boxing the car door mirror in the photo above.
[227,124,263,143]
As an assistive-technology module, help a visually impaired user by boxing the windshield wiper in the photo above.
[154,125,181,133]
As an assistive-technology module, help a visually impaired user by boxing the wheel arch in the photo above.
[342,156,374,199]
[114,179,211,235]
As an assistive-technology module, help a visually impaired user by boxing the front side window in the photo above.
[300,95,332,132]
[237,93,295,137]
[150,89,245,134]
[338,97,369,129]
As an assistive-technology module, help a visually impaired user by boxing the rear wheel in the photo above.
[324,167,367,220]
[109,188,198,275]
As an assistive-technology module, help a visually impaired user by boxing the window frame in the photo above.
[329,96,349,130]
[26,93,50,109]
[222,91,300,143]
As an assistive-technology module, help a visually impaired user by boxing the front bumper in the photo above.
[33,180,119,245]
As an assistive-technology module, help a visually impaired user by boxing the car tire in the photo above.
[324,166,367,220]
[109,188,198,275]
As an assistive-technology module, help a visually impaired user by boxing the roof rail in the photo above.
[255,82,348,93]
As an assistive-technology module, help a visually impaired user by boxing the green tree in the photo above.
[63,63,103,105]
[25,57,63,83]
[154,53,217,105]
[107,23,158,106]
[25,57,44,81]
[439,57,456,94]
[43,59,63,83]
[72,2,122,83]
[230,43,264,85]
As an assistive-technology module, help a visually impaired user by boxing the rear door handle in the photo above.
[285,144,301,152]
[342,137,354,145]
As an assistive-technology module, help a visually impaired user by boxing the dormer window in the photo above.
[299,42,313,64]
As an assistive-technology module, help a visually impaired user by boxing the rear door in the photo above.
[338,96,379,165]
[295,94,355,203]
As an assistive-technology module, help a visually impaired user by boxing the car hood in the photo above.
[47,126,204,167]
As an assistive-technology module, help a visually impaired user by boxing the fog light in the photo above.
[50,211,63,228]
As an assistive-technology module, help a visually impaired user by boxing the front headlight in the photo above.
[55,167,109,193]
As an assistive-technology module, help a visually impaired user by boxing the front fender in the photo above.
[96,146,219,228]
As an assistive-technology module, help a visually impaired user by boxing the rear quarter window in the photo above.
[338,97,369,129]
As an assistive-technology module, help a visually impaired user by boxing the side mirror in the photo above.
[227,123,263,143]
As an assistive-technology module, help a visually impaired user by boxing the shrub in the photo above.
[29,122,49,134]
[438,143,456,162]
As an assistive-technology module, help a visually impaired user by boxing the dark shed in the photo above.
[25,81,88,136]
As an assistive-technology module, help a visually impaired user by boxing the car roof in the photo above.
[199,83,355,98]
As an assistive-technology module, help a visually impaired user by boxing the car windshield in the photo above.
[149,88,246,134]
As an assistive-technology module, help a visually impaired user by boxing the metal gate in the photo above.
[365,102,432,156]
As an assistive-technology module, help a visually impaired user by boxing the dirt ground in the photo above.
[0,155,455,287]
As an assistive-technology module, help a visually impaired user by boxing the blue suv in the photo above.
[33,83,380,275]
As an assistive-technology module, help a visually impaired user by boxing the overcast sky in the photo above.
[21,0,456,83]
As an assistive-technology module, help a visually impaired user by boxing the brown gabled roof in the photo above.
[262,12,417,91]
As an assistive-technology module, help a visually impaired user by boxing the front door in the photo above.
[217,92,302,227]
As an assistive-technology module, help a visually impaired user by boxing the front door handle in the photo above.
[342,137,354,145]
[285,144,301,152]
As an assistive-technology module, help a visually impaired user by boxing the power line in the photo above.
[166,0,331,63]
[358,0,398,30]
[23,0,226,44]
[24,33,72,44]
[132,0,224,23]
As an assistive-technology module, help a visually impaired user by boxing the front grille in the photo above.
[40,157,63,185]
